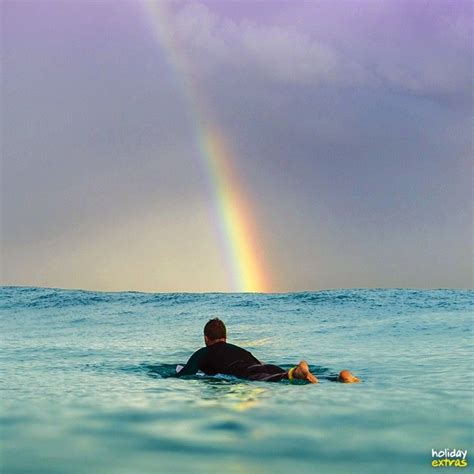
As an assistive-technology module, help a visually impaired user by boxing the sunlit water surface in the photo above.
[1,287,472,473]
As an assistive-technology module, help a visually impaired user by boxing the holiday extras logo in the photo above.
[432,449,468,468]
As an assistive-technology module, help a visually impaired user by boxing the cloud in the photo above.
[170,2,366,86]
[168,1,472,99]
[2,0,472,291]
[238,21,341,85]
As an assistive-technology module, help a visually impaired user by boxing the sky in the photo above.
[1,0,472,293]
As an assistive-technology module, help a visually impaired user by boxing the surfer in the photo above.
[176,318,359,384]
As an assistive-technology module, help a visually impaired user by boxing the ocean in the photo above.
[1,287,472,473]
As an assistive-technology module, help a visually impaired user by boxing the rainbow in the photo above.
[140,1,269,292]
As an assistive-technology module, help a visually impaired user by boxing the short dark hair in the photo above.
[204,318,226,341]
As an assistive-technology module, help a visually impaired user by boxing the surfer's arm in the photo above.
[175,347,208,377]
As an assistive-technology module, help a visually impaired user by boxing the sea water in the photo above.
[1,287,472,473]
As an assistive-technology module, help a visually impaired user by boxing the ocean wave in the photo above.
[0,286,471,313]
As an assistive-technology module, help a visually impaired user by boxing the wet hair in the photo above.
[204,318,226,341]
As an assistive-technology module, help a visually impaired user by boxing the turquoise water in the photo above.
[1,287,472,473]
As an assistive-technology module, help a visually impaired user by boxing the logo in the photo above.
[432,449,468,468]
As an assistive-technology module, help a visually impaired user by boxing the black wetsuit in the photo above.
[176,341,288,382]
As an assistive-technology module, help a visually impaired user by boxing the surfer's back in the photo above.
[200,341,261,377]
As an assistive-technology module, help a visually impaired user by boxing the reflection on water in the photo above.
[199,380,267,412]
[139,362,268,411]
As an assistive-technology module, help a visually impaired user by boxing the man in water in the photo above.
[176,318,359,383]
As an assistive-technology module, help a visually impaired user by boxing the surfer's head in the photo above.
[338,370,360,383]
[204,318,227,346]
